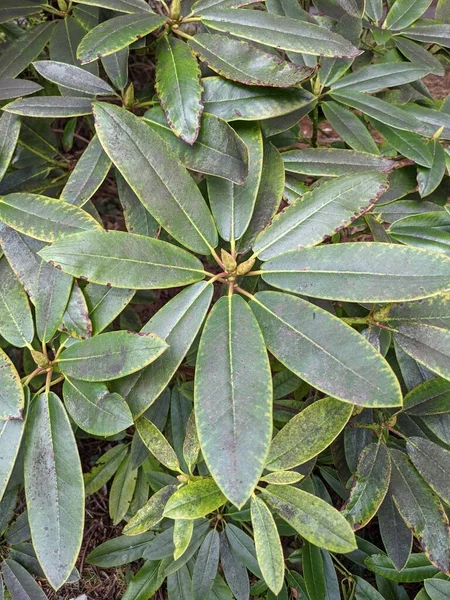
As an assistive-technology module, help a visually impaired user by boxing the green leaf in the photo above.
[250,495,284,595]
[342,442,391,530]
[0,348,24,420]
[393,324,450,380]
[0,193,102,242]
[354,577,385,600]
[33,60,114,95]
[383,0,432,29]
[0,78,42,101]
[2,559,47,600]
[207,122,262,241]
[261,485,357,553]
[407,437,450,505]
[173,519,194,560]
[394,36,445,77]
[124,485,178,536]
[167,564,193,600]
[369,119,433,168]
[365,553,439,583]
[189,34,314,87]
[331,62,431,93]
[321,101,379,154]
[388,211,450,255]
[282,148,394,177]
[250,291,402,407]
[0,22,55,79]
[195,294,272,508]
[114,282,212,418]
[3,97,93,118]
[84,282,134,335]
[201,9,361,57]
[260,471,304,485]
[253,172,388,259]
[24,392,84,590]
[117,171,158,237]
[60,135,111,206]
[202,76,315,121]
[220,530,250,600]
[87,531,155,567]
[92,102,217,254]
[163,479,226,519]
[425,580,450,600]
[136,417,181,471]
[261,243,450,302]
[403,23,450,45]
[110,453,137,524]
[143,108,248,184]
[330,89,424,134]
[122,560,164,600]
[0,257,34,348]
[302,542,326,600]
[59,280,92,340]
[34,258,73,343]
[63,377,133,436]
[403,104,450,140]
[39,230,206,289]
[0,112,21,182]
[155,36,203,145]
[403,377,450,416]
[225,523,262,578]
[192,529,220,600]
[57,330,167,381]
[84,444,128,495]
[0,417,24,502]
[390,449,450,573]
[102,47,129,89]
[77,13,167,64]
[0,0,47,23]
[192,0,259,12]
[378,493,412,571]
[72,0,154,12]
[266,397,352,471]
[417,141,447,197]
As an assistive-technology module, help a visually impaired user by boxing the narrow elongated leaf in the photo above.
[57,330,167,381]
[84,282,134,335]
[262,485,357,553]
[203,77,315,124]
[342,443,391,530]
[110,453,137,524]
[155,36,203,145]
[403,377,450,415]
[390,449,450,573]
[417,141,446,198]
[394,324,450,380]
[87,531,155,566]
[0,112,21,182]
[33,60,114,95]
[394,36,445,76]
[24,392,84,590]
[331,62,431,93]
[207,122,262,241]
[282,148,394,177]
[250,291,402,407]
[173,520,194,560]
[60,135,111,206]
[102,47,129,89]
[63,377,133,436]
[93,102,217,254]
[220,531,250,600]
[34,259,73,343]
[225,523,262,578]
[253,172,387,259]
[0,258,34,348]
[193,0,259,12]
[84,444,128,495]
[124,485,177,535]
[261,243,450,302]
[201,9,361,57]
[365,553,439,582]
[163,479,226,519]
[167,564,193,600]
[403,104,450,140]
[136,417,181,471]
[195,294,272,508]
[0,418,24,502]
[114,282,212,417]
[72,0,154,13]
[378,492,412,571]
[192,529,220,600]
[370,118,433,168]
[425,580,450,600]
[267,397,352,471]
[189,34,314,87]
[3,97,93,118]
[388,211,450,255]
[407,437,450,505]
[122,560,164,600]
[330,89,424,134]
[0,349,24,420]
[117,171,158,237]
[0,22,55,79]
[2,559,47,600]
[0,0,46,23]
[250,495,284,595]
[384,0,432,30]
[77,13,167,63]
[39,230,206,289]
[0,78,42,101]
[321,101,379,154]
[0,193,102,242]
[143,108,248,184]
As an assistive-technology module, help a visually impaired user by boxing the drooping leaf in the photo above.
[417,141,447,198]
[0,257,34,348]
[173,519,194,560]
[365,553,439,582]
[24,392,84,590]
[378,492,412,571]
[116,171,159,237]
[163,479,226,519]
[192,529,220,600]
[59,281,92,340]
[0,417,24,502]
[92,102,217,254]
[102,47,129,89]
[57,330,167,381]
[262,485,357,553]
[383,0,432,30]
[77,13,167,64]
[253,172,388,259]
[393,324,450,380]
[342,442,391,530]
[321,101,379,154]
[84,444,129,495]
[0,112,21,182]
[260,244,450,302]
[250,495,284,595]
[406,437,450,506]
[124,485,178,536]
[195,294,272,508]
[0,22,56,79]
[219,531,250,600]
[39,230,206,289]
[72,0,154,12]
[201,9,361,57]
[266,397,352,471]
[250,291,402,407]
[2,559,47,600]
[109,453,137,525]
[155,36,203,145]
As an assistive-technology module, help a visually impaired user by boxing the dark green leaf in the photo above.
[192,529,220,600]
[403,377,450,416]
[425,579,450,600]
[365,553,439,582]
[0,257,34,348]
[3,97,93,118]
[370,118,433,168]
[378,492,412,571]
[331,62,431,93]
[34,60,114,95]
[219,531,250,600]
[2,559,47,600]
[321,101,379,154]
[384,0,432,30]
[0,0,47,24]
[34,258,73,343]
[72,0,154,12]
[417,141,447,197]
[282,148,393,176]
[0,78,42,101]
[0,417,24,502]
[0,112,21,181]
[407,437,450,505]
[87,531,156,567]
[0,22,55,79]
[394,324,450,380]
[84,444,129,495]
